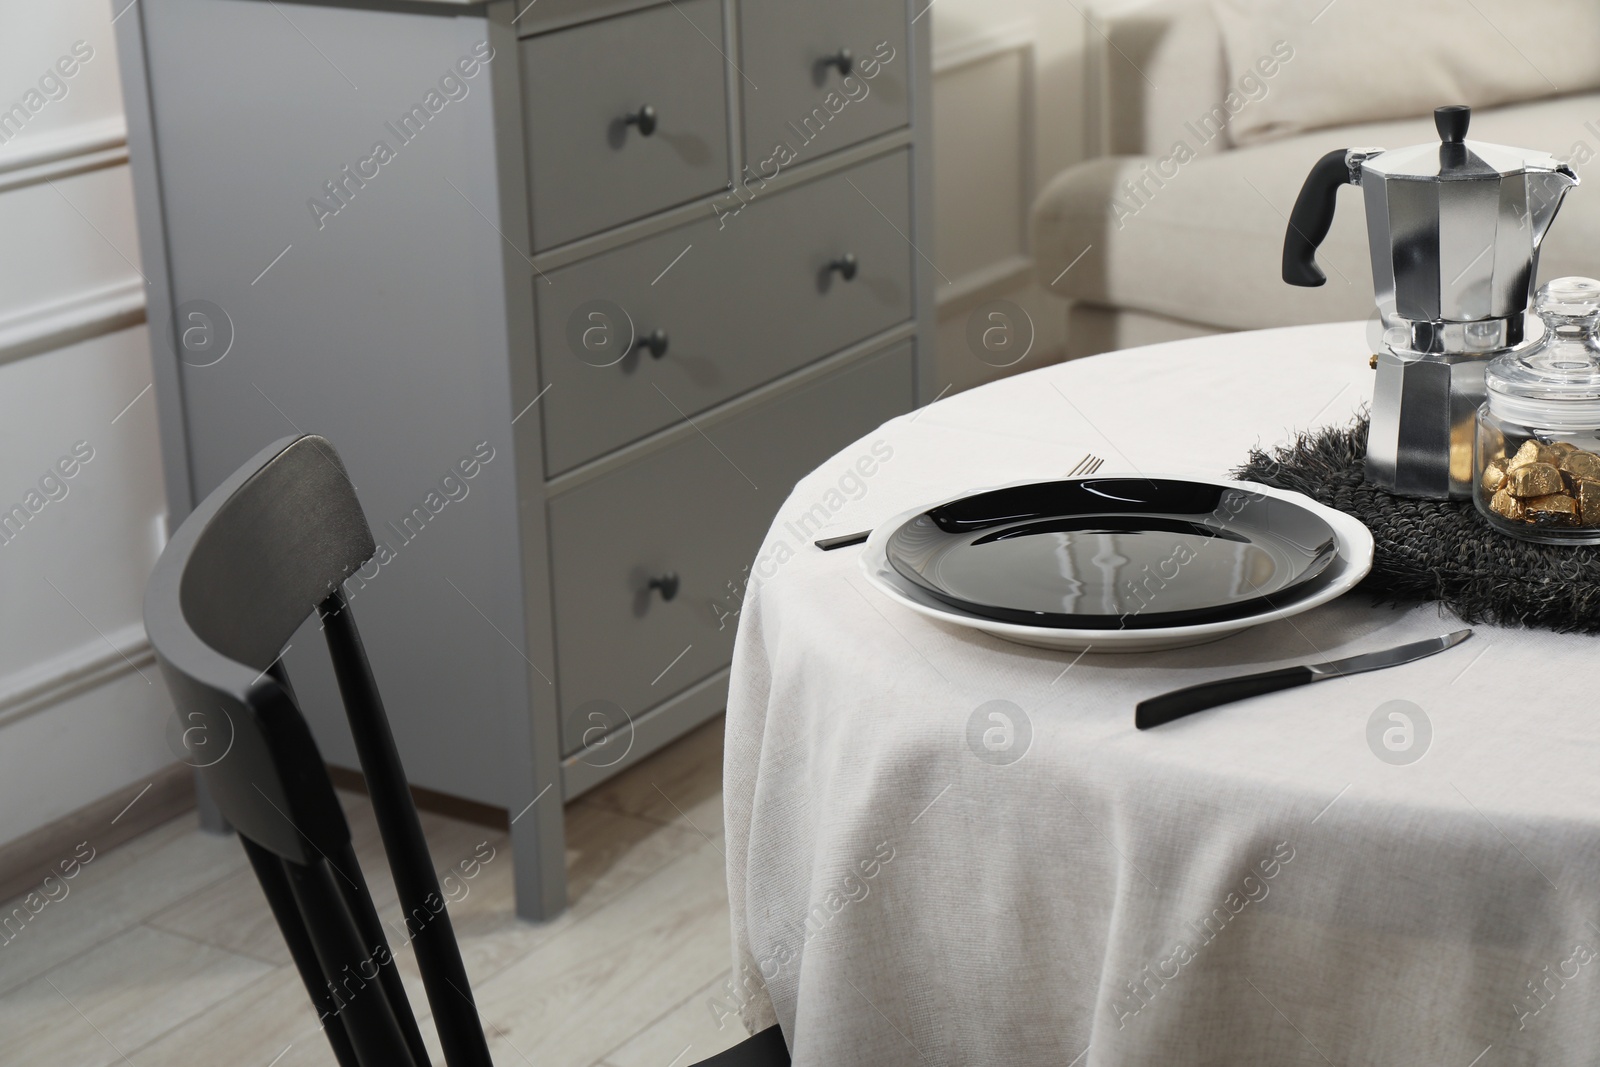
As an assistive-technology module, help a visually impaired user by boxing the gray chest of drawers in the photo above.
[116,0,934,918]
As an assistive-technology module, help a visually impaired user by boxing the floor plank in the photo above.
[124,964,340,1067]
[0,923,271,1067]
[0,814,248,998]
[603,970,749,1067]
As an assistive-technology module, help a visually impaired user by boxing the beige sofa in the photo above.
[1033,0,1600,358]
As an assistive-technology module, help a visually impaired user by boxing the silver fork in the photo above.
[1067,453,1105,477]
[815,452,1107,551]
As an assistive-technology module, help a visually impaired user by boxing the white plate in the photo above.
[859,478,1375,653]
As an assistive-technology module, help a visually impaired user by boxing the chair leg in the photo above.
[332,840,431,1067]
[240,836,361,1067]
[322,592,494,1066]
[285,856,422,1067]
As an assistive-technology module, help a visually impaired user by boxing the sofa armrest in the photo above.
[1087,0,1228,158]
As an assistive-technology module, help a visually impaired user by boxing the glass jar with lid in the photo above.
[1474,276,1600,543]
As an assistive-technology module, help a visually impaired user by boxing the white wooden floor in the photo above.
[0,716,746,1067]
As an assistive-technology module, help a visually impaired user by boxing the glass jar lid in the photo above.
[1486,277,1600,429]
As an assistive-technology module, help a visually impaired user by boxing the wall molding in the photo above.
[931,22,1040,309]
[0,276,147,368]
[936,253,1035,313]
[0,621,153,731]
[932,20,1036,74]
[0,118,129,195]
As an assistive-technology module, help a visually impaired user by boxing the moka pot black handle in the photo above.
[1282,148,1353,287]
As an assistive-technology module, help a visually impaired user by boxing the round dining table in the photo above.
[720,322,1600,1066]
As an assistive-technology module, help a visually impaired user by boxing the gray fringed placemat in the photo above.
[1233,416,1600,633]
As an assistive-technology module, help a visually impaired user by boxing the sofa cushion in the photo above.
[1094,0,1229,157]
[1031,94,1600,333]
[1212,0,1600,147]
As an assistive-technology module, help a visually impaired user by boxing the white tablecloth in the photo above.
[722,323,1600,1066]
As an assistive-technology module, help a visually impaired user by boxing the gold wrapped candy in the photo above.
[1508,462,1564,498]
[1481,458,1508,495]
[1508,440,1557,470]
[1581,479,1600,525]
[1560,450,1600,481]
[1525,493,1579,524]
[1490,487,1527,520]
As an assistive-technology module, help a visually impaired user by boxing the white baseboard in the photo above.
[0,620,153,730]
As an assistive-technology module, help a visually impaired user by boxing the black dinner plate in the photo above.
[884,478,1340,630]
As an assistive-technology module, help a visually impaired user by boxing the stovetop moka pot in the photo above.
[1282,105,1578,499]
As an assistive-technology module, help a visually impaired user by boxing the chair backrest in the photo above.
[144,434,493,1067]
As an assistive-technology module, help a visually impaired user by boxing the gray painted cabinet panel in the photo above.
[738,0,910,167]
[536,150,913,473]
[547,342,913,754]
[522,0,730,249]
[135,0,532,808]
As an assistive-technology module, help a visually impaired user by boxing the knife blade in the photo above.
[1134,629,1473,730]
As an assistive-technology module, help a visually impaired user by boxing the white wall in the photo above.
[0,2,175,848]
[930,0,1088,394]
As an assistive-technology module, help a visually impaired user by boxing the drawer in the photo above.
[521,0,730,250]
[548,341,914,755]
[738,0,910,164]
[537,149,913,474]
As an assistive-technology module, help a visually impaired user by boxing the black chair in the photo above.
[143,434,789,1067]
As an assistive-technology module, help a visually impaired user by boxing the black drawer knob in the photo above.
[633,328,669,359]
[828,253,859,281]
[624,104,658,137]
[825,47,854,75]
[648,572,680,601]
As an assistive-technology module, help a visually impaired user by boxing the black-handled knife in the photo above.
[1135,629,1473,730]
[815,530,871,551]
